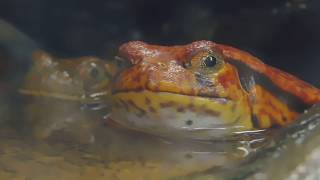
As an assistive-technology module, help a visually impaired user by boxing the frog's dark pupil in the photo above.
[204,55,217,67]
[90,67,99,78]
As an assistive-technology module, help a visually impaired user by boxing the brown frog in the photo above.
[20,50,118,141]
[20,50,117,103]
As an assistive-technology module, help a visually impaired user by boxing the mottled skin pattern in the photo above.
[218,44,320,105]
[115,41,247,99]
[20,50,116,103]
[111,41,320,139]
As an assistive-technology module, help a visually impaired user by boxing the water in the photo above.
[1,90,320,180]
[0,94,247,180]
[0,93,243,180]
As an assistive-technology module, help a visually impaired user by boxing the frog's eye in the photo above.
[186,51,224,71]
[79,60,111,81]
[87,62,110,80]
[202,54,218,67]
[79,60,113,93]
[89,64,100,79]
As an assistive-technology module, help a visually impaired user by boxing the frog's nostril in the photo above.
[182,62,192,69]
[157,62,167,69]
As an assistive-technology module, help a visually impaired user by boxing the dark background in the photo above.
[0,0,319,85]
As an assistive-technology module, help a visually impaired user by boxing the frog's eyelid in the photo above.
[189,48,213,57]
[186,51,211,64]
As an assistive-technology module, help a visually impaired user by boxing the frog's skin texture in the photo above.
[111,41,320,139]
[20,50,116,103]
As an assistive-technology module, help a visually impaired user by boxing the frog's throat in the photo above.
[111,90,253,139]
[19,89,109,103]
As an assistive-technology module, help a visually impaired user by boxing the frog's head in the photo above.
[111,41,253,139]
[20,50,116,104]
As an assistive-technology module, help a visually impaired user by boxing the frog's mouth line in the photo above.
[112,90,232,113]
[19,89,109,103]
[112,89,230,101]
[112,90,249,122]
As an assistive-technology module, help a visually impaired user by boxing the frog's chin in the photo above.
[111,90,253,140]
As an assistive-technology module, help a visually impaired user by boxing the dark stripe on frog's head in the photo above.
[227,59,311,113]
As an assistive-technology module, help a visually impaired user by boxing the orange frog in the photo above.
[110,41,320,140]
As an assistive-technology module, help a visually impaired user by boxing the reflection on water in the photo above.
[184,104,320,180]
[0,128,243,180]
[247,104,320,180]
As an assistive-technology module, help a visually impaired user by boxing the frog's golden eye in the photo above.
[79,60,111,81]
[78,60,113,92]
[186,51,224,71]
[89,64,100,79]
